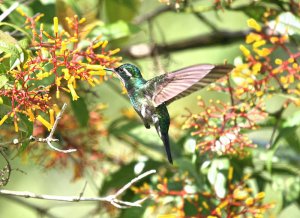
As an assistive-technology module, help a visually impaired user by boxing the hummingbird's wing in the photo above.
[147,64,233,107]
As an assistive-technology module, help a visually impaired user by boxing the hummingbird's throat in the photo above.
[114,73,125,86]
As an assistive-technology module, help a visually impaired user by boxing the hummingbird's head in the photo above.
[114,64,143,83]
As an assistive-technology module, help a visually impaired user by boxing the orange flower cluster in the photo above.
[236,18,300,106]
[26,104,109,180]
[184,16,299,156]
[0,11,121,132]
[183,98,267,156]
[132,167,273,217]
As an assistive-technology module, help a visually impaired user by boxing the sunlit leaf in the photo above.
[99,160,160,195]
[176,158,203,187]
[0,75,8,89]
[269,12,300,35]
[70,97,89,127]
[104,0,141,23]
[89,20,141,41]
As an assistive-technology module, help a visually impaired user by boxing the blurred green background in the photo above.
[1,0,300,217]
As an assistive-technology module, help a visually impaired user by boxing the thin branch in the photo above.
[148,20,165,73]
[0,1,19,22]
[122,30,249,59]
[267,107,284,149]
[134,5,172,24]
[2,195,60,218]
[0,148,11,186]
[193,12,218,32]
[0,169,156,208]
[31,103,77,153]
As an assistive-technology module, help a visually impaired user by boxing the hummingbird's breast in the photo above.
[128,87,156,124]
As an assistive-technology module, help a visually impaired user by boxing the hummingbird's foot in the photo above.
[144,123,150,129]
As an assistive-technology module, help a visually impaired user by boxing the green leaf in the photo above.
[183,198,198,216]
[108,117,141,135]
[99,160,160,195]
[120,196,151,218]
[0,22,30,38]
[104,0,141,23]
[106,20,140,39]
[90,20,141,41]
[238,5,268,21]
[0,75,8,89]
[0,30,24,70]
[275,12,300,35]
[282,111,300,128]
[18,113,33,152]
[0,57,10,74]
[18,38,30,50]
[263,183,283,215]
[70,97,89,127]
[176,158,203,187]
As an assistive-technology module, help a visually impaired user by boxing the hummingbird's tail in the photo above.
[161,132,173,164]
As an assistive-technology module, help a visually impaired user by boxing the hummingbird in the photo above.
[106,63,233,164]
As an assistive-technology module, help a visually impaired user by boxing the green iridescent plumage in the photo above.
[110,63,233,164]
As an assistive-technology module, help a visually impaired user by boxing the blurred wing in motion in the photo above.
[147,64,233,107]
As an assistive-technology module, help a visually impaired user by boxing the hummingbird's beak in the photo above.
[104,68,115,75]
[104,67,123,84]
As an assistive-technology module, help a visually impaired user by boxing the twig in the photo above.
[0,169,156,208]
[0,149,11,186]
[2,195,60,218]
[134,5,172,24]
[147,20,165,73]
[122,30,249,59]
[0,1,19,22]
[31,103,77,153]
[267,107,284,149]
[193,12,218,32]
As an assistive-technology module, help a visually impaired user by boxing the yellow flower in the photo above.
[218,200,229,209]
[270,36,279,43]
[27,109,35,121]
[122,108,137,119]
[109,48,121,55]
[53,17,59,34]
[240,45,251,57]
[275,59,282,65]
[92,41,103,49]
[233,188,248,200]
[256,192,265,199]
[202,201,209,209]
[256,91,264,97]
[252,63,262,74]
[68,83,79,100]
[246,33,262,44]
[157,214,177,218]
[86,64,104,70]
[228,166,233,180]
[245,197,254,205]
[37,115,52,131]
[56,90,60,99]
[14,119,19,132]
[253,40,266,48]
[102,40,108,48]
[0,114,8,126]
[247,19,262,32]
[62,68,70,80]
[79,17,86,24]
[49,109,55,125]
[254,48,271,57]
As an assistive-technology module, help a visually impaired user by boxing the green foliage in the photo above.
[1,0,300,217]
[70,97,89,127]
